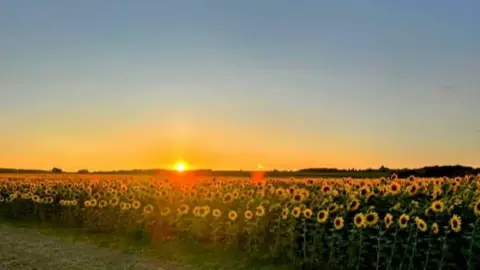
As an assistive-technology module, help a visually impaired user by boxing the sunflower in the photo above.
[200,205,211,218]
[359,186,370,197]
[98,200,108,208]
[228,210,238,221]
[222,193,234,204]
[399,214,410,229]
[406,184,418,195]
[275,188,286,197]
[244,210,253,220]
[354,213,366,228]
[281,208,289,219]
[415,217,428,232]
[348,199,360,212]
[424,207,434,217]
[317,210,329,224]
[292,207,301,218]
[178,204,190,215]
[431,200,445,213]
[449,214,462,232]
[389,181,401,195]
[473,200,480,216]
[328,203,339,213]
[119,202,127,210]
[384,213,393,229]
[256,206,266,217]
[160,206,171,216]
[292,193,304,203]
[132,200,141,210]
[333,217,344,230]
[90,199,98,207]
[143,204,154,215]
[303,208,313,219]
[321,185,331,193]
[431,222,439,234]
[365,212,379,227]
[212,209,222,218]
[109,197,119,207]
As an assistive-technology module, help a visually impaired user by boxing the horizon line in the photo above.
[1,164,479,172]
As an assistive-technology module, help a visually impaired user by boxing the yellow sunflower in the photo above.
[365,212,379,227]
[415,217,428,232]
[354,213,366,228]
[449,214,462,232]
[303,208,313,219]
[431,200,445,213]
[228,210,238,221]
[317,210,329,224]
[333,217,344,230]
[244,210,253,220]
[292,206,301,218]
[384,213,393,229]
[399,214,410,229]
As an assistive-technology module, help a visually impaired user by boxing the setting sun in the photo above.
[174,161,188,172]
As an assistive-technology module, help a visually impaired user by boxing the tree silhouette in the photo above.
[51,167,62,173]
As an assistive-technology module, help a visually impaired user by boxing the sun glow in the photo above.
[174,161,188,172]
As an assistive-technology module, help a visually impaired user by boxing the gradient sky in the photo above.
[1,1,479,171]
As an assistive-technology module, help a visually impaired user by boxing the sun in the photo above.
[174,161,188,172]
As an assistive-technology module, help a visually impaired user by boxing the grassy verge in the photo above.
[1,219,290,270]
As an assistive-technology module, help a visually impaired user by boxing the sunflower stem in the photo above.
[399,224,413,270]
[438,231,449,270]
[386,226,399,270]
[407,225,419,270]
[355,231,363,270]
[375,226,383,270]
[302,219,307,263]
[422,223,435,270]
[466,217,479,270]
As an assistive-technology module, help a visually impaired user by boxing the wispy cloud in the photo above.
[432,86,453,96]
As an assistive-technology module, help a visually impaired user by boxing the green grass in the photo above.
[1,219,290,270]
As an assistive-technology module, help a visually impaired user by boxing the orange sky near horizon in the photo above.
[1,116,478,171]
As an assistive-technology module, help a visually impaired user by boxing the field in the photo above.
[1,173,480,270]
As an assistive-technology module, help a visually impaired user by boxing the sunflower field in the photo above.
[1,173,480,269]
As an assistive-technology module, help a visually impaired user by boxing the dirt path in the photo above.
[0,224,184,270]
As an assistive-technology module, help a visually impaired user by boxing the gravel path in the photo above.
[0,224,184,270]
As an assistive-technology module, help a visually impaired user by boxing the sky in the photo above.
[1,1,479,171]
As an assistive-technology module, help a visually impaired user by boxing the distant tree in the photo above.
[379,165,389,172]
[77,169,89,174]
[51,167,62,173]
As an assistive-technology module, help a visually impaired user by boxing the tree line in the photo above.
[1,165,479,178]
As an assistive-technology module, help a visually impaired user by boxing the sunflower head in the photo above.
[303,208,313,219]
[449,214,462,233]
[384,213,393,229]
[365,212,379,227]
[333,216,344,230]
[228,210,238,221]
[399,214,410,229]
[415,217,428,232]
[431,200,445,213]
[317,210,329,224]
[354,213,366,228]
[244,210,253,220]
[473,201,480,216]
[292,207,301,218]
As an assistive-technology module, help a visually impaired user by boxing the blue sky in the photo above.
[1,1,479,170]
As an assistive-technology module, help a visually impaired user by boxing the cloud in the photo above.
[432,86,453,96]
